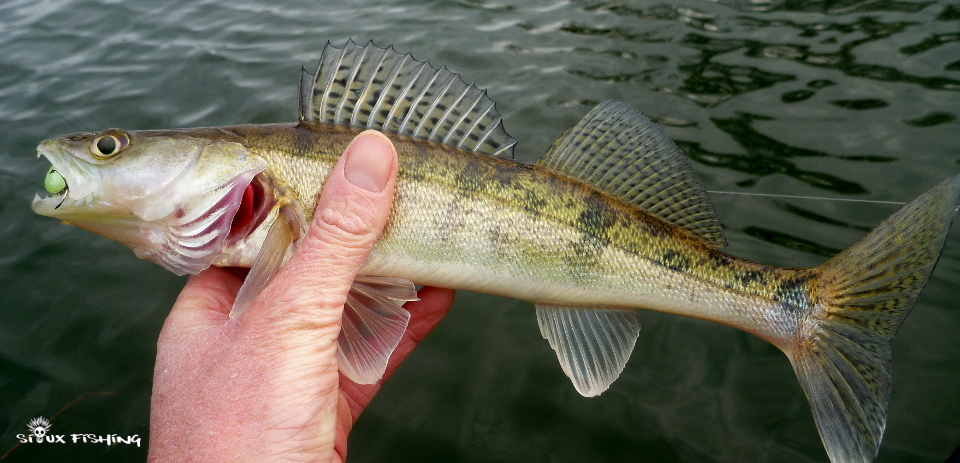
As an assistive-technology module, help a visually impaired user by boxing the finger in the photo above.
[339,286,456,415]
[226,131,397,463]
[161,267,244,336]
[254,130,398,324]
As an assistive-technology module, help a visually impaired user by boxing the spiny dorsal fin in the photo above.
[537,101,726,248]
[299,39,517,158]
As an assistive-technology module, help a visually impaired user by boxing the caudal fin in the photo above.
[787,175,959,462]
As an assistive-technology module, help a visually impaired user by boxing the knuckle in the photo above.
[316,206,371,237]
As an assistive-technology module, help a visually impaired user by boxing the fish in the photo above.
[31,40,958,462]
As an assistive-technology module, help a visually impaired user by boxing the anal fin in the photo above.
[536,305,641,397]
[337,275,417,384]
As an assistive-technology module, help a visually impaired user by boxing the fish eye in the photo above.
[90,129,129,159]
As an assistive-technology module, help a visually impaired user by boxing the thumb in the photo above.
[259,129,398,323]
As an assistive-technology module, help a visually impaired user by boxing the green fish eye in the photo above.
[44,167,67,195]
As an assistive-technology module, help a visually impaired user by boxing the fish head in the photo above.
[31,127,269,275]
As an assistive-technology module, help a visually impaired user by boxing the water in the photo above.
[1,0,958,461]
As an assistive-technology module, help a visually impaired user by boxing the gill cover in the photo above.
[32,128,267,275]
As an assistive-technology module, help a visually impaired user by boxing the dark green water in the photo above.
[1,0,958,461]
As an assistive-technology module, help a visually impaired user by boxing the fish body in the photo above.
[224,122,801,347]
[31,41,959,462]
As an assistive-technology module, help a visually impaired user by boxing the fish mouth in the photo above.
[32,140,110,217]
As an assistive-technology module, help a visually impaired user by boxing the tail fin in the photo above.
[789,175,959,463]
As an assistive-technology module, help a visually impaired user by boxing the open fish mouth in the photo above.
[31,143,102,217]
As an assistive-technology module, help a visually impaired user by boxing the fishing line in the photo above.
[707,191,960,212]
[706,190,907,206]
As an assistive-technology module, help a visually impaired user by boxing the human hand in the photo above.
[148,130,456,463]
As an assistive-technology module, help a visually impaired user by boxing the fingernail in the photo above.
[344,131,395,193]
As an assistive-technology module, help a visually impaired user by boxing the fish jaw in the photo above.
[32,129,269,275]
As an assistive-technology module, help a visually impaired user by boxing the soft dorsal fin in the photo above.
[299,39,518,158]
[537,101,726,248]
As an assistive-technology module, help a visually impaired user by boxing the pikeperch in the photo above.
[31,40,958,462]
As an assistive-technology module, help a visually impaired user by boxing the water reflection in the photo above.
[829,98,888,110]
[778,202,872,232]
[677,111,894,193]
[562,4,960,109]
[742,225,842,256]
[684,27,960,93]
[904,111,957,127]
[581,2,724,32]
[678,59,793,106]
[714,0,933,14]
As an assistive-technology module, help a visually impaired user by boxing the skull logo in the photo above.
[26,417,52,440]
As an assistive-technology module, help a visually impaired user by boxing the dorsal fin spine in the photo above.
[396,63,435,135]
[409,67,447,136]
[301,40,517,157]
[317,42,341,124]
[421,68,458,138]
[474,101,501,152]
[367,47,403,129]
[430,80,469,141]
[473,108,496,151]
[493,138,516,158]
[350,46,387,128]
[451,89,480,144]
[347,43,377,126]
[418,68,457,139]
[465,100,493,151]
[380,56,420,133]
[335,43,364,124]
[298,67,310,122]
[444,91,480,147]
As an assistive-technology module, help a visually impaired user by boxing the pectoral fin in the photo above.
[230,215,294,318]
[337,275,418,384]
[536,305,641,397]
